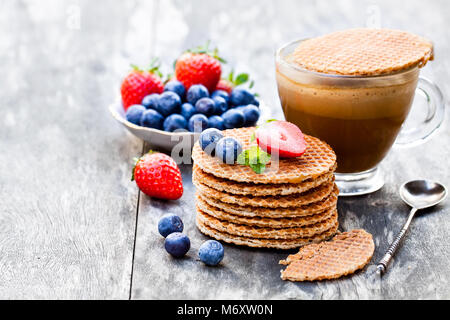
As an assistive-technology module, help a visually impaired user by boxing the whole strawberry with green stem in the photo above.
[121,60,164,111]
[132,152,183,200]
[175,42,224,93]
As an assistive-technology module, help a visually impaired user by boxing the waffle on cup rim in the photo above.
[288,28,433,76]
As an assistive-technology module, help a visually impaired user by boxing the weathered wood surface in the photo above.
[0,0,149,299]
[1,0,449,299]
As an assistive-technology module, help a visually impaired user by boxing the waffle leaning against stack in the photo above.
[192,123,339,250]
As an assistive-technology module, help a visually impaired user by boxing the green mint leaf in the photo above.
[249,80,255,89]
[250,163,266,174]
[237,150,250,165]
[237,145,271,174]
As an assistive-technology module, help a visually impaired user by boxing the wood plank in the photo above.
[131,0,450,299]
[0,0,156,299]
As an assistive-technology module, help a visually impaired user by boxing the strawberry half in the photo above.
[255,121,307,158]
[175,42,223,92]
[132,152,183,200]
[121,63,164,111]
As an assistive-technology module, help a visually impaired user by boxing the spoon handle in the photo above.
[377,207,418,275]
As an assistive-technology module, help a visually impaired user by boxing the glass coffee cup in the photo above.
[276,39,445,196]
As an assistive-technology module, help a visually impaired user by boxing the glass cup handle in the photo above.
[395,77,445,146]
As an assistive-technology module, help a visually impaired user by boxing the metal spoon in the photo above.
[377,180,447,275]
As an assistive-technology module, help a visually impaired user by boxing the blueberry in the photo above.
[188,114,209,132]
[200,128,223,156]
[230,88,254,106]
[222,109,246,129]
[141,94,160,110]
[164,232,190,258]
[211,90,230,104]
[208,116,225,131]
[125,104,146,125]
[186,84,209,105]
[164,80,186,100]
[241,104,260,126]
[252,96,260,107]
[181,103,196,120]
[212,96,228,115]
[215,137,243,164]
[158,214,184,238]
[156,91,182,117]
[163,114,188,132]
[140,109,164,130]
[199,240,224,266]
[195,97,216,116]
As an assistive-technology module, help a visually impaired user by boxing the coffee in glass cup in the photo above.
[276,29,444,196]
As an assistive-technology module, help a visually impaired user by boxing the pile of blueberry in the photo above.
[125,80,261,133]
[158,213,224,266]
[200,128,243,164]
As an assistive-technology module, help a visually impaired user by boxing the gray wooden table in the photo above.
[1,0,449,300]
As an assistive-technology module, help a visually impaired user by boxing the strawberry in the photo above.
[132,152,183,200]
[175,42,223,92]
[255,121,307,158]
[215,70,253,94]
[215,79,233,94]
[121,63,164,111]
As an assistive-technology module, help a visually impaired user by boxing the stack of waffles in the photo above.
[192,127,339,250]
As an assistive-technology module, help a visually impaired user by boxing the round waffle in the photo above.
[193,164,336,196]
[196,214,339,250]
[197,196,336,228]
[197,186,338,218]
[289,28,433,76]
[191,127,336,184]
[194,178,335,208]
[280,229,374,281]
[196,209,338,240]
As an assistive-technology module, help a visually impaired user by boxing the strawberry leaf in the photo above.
[235,73,249,86]
[131,157,140,181]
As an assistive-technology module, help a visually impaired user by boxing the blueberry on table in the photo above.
[140,109,164,130]
[186,84,209,105]
[164,80,186,100]
[181,103,196,120]
[165,232,190,258]
[156,91,182,117]
[208,115,225,131]
[199,240,224,266]
[200,128,224,156]
[188,114,209,132]
[195,97,216,116]
[230,88,254,106]
[163,114,188,132]
[211,90,230,104]
[241,104,260,126]
[215,137,243,164]
[125,104,146,125]
[212,96,228,115]
[158,214,184,238]
[141,93,160,110]
[222,109,246,129]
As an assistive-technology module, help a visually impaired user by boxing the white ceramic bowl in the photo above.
[109,101,198,151]
[109,99,268,151]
